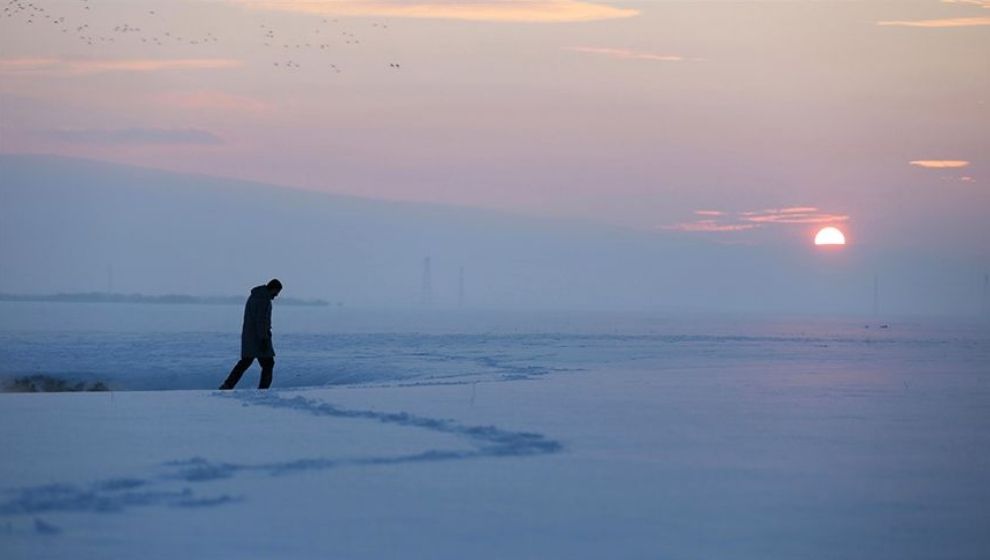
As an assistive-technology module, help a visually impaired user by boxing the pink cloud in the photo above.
[0,58,59,71]
[909,160,971,169]
[941,0,990,8]
[742,212,850,225]
[565,47,684,62]
[234,1,638,22]
[0,58,242,75]
[877,16,990,27]
[661,220,758,233]
[740,207,819,216]
[664,206,850,233]
[942,0,990,9]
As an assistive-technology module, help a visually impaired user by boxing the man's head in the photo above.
[266,278,283,298]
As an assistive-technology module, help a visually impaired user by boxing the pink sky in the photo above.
[1,0,987,255]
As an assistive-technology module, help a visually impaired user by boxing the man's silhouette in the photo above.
[219,279,282,390]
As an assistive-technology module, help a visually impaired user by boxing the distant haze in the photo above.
[0,154,984,316]
[0,1,987,315]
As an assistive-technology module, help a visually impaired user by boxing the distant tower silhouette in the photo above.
[421,257,432,306]
[983,273,989,317]
[873,274,879,317]
[458,266,465,308]
[107,264,114,294]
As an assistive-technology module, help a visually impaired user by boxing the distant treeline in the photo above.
[0,292,330,307]
[3,374,109,393]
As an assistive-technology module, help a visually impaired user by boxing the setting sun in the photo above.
[814,227,846,246]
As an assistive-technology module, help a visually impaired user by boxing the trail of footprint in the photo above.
[0,479,238,516]
[0,392,562,522]
[225,391,562,457]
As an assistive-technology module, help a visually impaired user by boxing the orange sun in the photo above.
[814,227,846,246]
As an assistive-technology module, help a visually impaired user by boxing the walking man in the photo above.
[219,279,282,390]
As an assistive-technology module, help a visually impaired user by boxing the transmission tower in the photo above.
[421,257,432,306]
[983,273,989,317]
[873,274,879,317]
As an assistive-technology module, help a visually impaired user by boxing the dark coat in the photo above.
[241,285,274,358]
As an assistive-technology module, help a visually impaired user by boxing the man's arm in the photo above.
[260,299,272,339]
[251,297,271,340]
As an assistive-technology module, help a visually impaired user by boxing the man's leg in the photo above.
[220,357,254,390]
[258,357,275,390]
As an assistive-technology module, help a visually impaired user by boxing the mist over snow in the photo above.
[0,154,984,316]
[2,2,988,558]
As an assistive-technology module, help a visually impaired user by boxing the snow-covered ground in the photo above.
[2,305,989,558]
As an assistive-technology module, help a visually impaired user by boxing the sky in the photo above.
[0,1,988,275]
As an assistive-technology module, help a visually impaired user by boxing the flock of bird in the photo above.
[3,0,403,73]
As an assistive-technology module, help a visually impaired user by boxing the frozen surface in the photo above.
[2,302,987,391]
[1,305,989,558]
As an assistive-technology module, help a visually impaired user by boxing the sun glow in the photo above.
[814,227,846,246]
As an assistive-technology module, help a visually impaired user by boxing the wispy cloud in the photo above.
[662,207,849,233]
[748,206,819,215]
[0,58,56,72]
[233,1,638,23]
[941,0,990,8]
[741,207,850,225]
[154,91,270,113]
[565,46,684,62]
[0,58,242,75]
[910,160,970,168]
[960,176,976,183]
[877,16,990,27]
[662,220,757,233]
[45,128,223,146]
